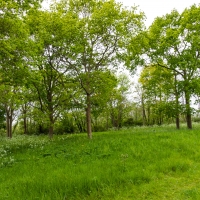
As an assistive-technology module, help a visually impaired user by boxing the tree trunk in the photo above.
[6,112,10,138]
[5,106,13,138]
[49,125,53,139]
[141,94,147,125]
[49,112,54,139]
[106,111,109,130]
[147,105,151,125]
[175,97,180,129]
[39,125,43,134]
[22,104,28,134]
[176,117,180,129]
[110,110,115,128]
[175,94,180,129]
[86,93,92,139]
[24,116,27,134]
[185,91,192,129]
[185,103,192,129]
[186,113,192,129]
[117,104,123,130]
[9,114,12,138]
[48,91,54,139]
[174,73,180,129]
[182,70,192,129]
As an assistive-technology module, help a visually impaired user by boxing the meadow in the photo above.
[1,124,200,199]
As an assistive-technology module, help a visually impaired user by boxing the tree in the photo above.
[0,84,21,138]
[107,74,131,129]
[0,0,43,137]
[139,65,182,126]
[26,9,78,138]
[0,0,43,78]
[134,5,200,129]
[56,0,144,138]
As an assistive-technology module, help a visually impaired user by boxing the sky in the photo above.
[117,0,200,27]
[41,0,200,102]
[116,0,200,103]
[43,0,200,27]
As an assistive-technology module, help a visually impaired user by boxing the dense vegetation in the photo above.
[1,0,200,139]
[1,1,200,198]
[1,124,200,199]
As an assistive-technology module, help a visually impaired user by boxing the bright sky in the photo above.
[117,0,200,27]
[43,0,200,27]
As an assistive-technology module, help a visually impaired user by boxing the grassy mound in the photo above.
[1,124,200,199]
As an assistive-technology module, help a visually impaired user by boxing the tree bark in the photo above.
[48,91,54,139]
[176,117,180,129]
[24,116,27,134]
[22,104,28,134]
[9,114,12,138]
[49,112,54,139]
[174,73,180,129]
[49,125,53,139]
[86,93,92,139]
[185,93,192,129]
[183,70,192,129]
[141,94,147,126]
[175,96,180,129]
[6,112,10,138]
[117,104,123,130]
[5,106,13,138]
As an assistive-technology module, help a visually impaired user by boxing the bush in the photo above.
[193,117,200,123]
[92,125,108,132]
[123,118,143,127]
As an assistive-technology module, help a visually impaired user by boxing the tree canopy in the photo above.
[1,0,200,138]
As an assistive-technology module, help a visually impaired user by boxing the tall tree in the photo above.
[132,5,200,129]
[139,65,180,126]
[108,74,131,129]
[26,9,77,138]
[0,0,43,137]
[0,84,21,138]
[56,0,144,138]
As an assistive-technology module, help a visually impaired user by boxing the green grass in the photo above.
[1,124,200,199]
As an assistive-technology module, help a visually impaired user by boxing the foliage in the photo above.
[52,0,145,138]
[138,65,179,125]
[132,5,200,129]
[1,0,200,137]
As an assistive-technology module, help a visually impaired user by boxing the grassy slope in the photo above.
[1,124,200,199]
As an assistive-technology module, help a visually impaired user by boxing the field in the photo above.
[1,124,200,199]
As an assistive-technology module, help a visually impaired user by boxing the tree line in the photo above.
[1,0,200,139]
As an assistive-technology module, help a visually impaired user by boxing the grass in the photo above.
[1,124,200,199]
